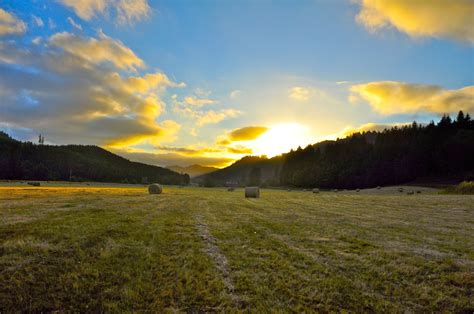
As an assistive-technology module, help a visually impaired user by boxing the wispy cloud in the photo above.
[229,89,241,99]
[59,0,151,25]
[67,17,82,31]
[289,86,312,101]
[172,94,241,126]
[32,15,44,27]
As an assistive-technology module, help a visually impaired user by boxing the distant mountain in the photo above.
[0,132,189,185]
[196,112,474,189]
[167,164,218,178]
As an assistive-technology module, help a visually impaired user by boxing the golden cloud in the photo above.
[59,0,151,24]
[0,8,27,36]
[49,31,144,70]
[227,146,253,154]
[183,96,215,106]
[109,148,234,168]
[0,33,183,150]
[355,0,474,43]
[350,81,474,115]
[289,86,311,101]
[228,126,269,141]
[196,109,241,126]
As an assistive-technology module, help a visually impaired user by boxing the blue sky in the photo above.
[0,0,473,166]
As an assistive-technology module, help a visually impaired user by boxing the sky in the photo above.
[0,0,473,167]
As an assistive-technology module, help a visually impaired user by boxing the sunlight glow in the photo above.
[248,123,313,158]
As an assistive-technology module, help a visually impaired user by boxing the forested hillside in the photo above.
[0,133,189,185]
[196,111,474,188]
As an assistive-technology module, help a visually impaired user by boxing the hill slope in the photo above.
[197,112,474,188]
[167,164,218,178]
[0,132,189,185]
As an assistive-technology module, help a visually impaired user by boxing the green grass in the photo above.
[1,185,473,312]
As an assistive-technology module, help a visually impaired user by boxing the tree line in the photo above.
[0,133,190,185]
[198,111,474,188]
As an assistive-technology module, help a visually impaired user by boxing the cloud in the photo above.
[229,89,241,99]
[155,145,222,155]
[49,31,144,70]
[172,94,241,126]
[59,0,151,25]
[195,109,241,126]
[183,95,215,106]
[355,0,474,43]
[32,37,42,45]
[109,148,234,168]
[0,32,183,148]
[289,86,312,101]
[227,146,253,154]
[215,126,268,153]
[350,81,474,115]
[48,18,56,29]
[67,17,82,31]
[0,8,27,36]
[32,15,44,27]
[339,122,411,137]
[228,126,269,142]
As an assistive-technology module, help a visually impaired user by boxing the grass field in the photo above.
[1,183,473,312]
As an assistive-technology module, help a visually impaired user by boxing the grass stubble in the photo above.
[0,184,473,312]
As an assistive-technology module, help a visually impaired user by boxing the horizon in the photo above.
[0,0,473,168]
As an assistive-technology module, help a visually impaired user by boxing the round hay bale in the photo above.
[312,188,319,193]
[148,183,163,194]
[227,187,235,192]
[245,186,260,198]
[376,186,381,190]
[407,190,414,195]
[356,188,360,192]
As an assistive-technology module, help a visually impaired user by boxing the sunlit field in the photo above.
[1,183,473,312]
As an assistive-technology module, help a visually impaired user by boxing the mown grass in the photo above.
[0,185,473,312]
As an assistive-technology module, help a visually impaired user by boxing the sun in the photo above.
[248,123,313,158]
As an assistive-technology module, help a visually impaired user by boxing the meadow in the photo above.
[0,183,473,312]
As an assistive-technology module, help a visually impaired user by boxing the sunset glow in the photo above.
[0,0,472,168]
[249,123,313,158]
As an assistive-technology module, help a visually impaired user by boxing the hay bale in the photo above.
[333,189,338,193]
[398,187,404,192]
[245,186,260,198]
[312,188,319,193]
[27,182,40,187]
[148,183,163,194]
[407,190,414,195]
[376,186,381,190]
[356,188,360,192]
[227,187,235,192]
